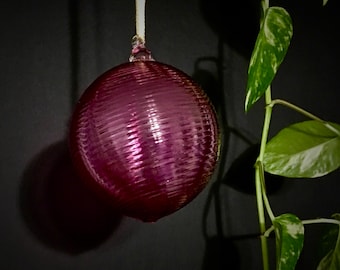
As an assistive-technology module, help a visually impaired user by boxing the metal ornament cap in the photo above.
[69,60,220,222]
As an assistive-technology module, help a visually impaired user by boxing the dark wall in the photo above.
[1,0,339,269]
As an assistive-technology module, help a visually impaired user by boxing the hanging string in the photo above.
[135,0,146,43]
[130,0,154,61]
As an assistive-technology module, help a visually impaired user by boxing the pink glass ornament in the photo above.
[69,41,220,222]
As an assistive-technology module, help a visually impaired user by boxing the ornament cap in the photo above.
[129,35,154,62]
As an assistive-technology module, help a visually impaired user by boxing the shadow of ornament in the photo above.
[223,143,285,195]
[202,235,241,270]
[20,140,122,254]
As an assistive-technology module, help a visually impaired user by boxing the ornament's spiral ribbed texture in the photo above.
[69,61,219,222]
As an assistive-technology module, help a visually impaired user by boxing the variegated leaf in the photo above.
[245,7,293,111]
[273,213,304,270]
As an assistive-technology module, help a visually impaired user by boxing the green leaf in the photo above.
[317,214,340,270]
[323,0,329,6]
[273,213,304,270]
[245,7,293,111]
[263,120,340,178]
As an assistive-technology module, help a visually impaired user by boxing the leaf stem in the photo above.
[265,218,340,237]
[302,218,340,226]
[269,99,340,136]
[269,98,321,120]
[264,225,275,237]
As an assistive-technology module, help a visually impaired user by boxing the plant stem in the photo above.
[257,1,272,269]
[255,166,270,270]
[256,87,273,270]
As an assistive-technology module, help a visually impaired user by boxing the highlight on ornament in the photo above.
[68,0,220,222]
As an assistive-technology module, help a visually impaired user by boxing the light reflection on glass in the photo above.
[147,102,163,144]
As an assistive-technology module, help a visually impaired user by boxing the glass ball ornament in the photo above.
[69,39,220,222]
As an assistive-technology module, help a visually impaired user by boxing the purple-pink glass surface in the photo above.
[69,55,220,222]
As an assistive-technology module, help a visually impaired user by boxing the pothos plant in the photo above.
[245,0,340,269]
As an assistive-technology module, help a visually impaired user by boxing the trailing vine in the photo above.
[245,0,340,269]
